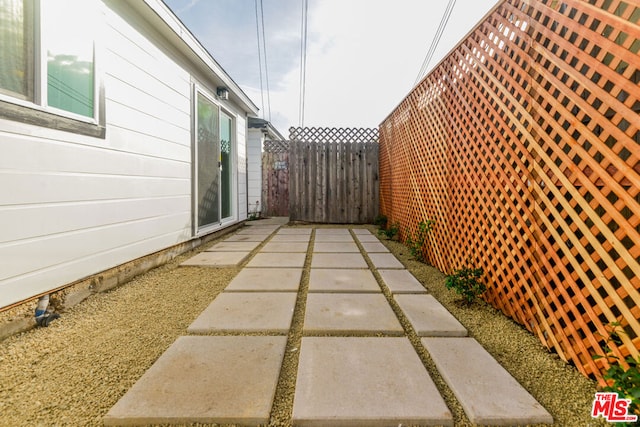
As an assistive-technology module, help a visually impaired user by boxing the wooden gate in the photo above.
[261,140,289,217]
[262,127,380,223]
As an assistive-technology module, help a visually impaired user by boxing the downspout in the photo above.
[35,295,60,327]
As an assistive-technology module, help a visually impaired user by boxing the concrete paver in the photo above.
[314,234,354,242]
[180,251,249,267]
[368,253,404,269]
[395,294,467,336]
[261,242,309,253]
[206,241,261,252]
[351,229,373,235]
[355,233,381,242]
[422,337,554,426]
[378,269,428,293]
[315,228,350,235]
[303,293,403,335]
[308,269,380,293]
[236,226,278,235]
[225,268,303,292]
[276,228,312,235]
[270,234,312,242]
[312,242,359,253]
[292,337,453,426]
[224,233,270,242]
[188,292,297,333]
[104,336,286,426]
[246,252,306,268]
[310,253,367,268]
[360,242,389,253]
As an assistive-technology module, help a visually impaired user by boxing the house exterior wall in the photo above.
[0,0,251,309]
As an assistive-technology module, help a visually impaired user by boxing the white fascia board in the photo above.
[142,0,259,116]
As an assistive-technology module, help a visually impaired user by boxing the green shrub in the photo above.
[378,222,399,240]
[593,322,640,426]
[373,214,388,228]
[445,260,486,305]
[406,220,434,263]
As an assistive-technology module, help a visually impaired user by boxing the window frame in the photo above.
[0,0,105,138]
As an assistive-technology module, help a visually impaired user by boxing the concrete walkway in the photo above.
[104,221,553,426]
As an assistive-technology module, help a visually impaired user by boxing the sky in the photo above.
[163,0,498,136]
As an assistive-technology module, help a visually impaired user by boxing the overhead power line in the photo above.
[254,0,265,117]
[414,0,457,85]
[298,0,308,128]
[254,0,271,121]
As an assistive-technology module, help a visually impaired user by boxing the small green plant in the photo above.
[373,214,388,228]
[378,222,399,240]
[592,322,640,425]
[445,259,486,305]
[405,219,435,263]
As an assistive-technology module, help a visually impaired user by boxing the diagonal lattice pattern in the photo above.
[289,127,379,143]
[380,0,639,382]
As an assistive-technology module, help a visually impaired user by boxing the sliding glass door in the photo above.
[196,92,220,229]
[194,89,235,233]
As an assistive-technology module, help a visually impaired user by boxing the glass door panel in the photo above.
[220,112,233,220]
[196,93,220,229]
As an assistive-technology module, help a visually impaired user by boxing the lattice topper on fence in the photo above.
[289,127,379,143]
[263,139,290,153]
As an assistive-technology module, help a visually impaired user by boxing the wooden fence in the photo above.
[261,140,289,217]
[379,0,639,382]
[262,127,379,223]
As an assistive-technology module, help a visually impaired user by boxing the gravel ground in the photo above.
[0,225,606,427]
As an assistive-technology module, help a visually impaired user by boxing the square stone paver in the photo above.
[315,228,350,235]
[311,253,367,268]
[378,269,427,293]
[292,337,453,426]
[224,233,270,242]
[355,233,381,243]
[206,241,261,252]
[246,252,306,268]
[312,242,360,253]
[236,226,277,235]
[180,251,249,267]
[277,228,312,235]
[104,336,287,426]
[368,253,404,269]
[314,233,354,242]
[422,337,553,425]
[351,229,373,235]
[395,294,467,336]
[225,268,303,292]
[270,234,312,242]
[360,242,389,253]
[261,242,309,253]
[303,293,403,335]
[188,292,297,333]
[308,269,380,293]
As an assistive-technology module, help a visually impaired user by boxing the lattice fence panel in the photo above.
[379,0,640,382]
[289,126,379,143]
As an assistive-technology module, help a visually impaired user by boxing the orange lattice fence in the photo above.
[380,0,639,382]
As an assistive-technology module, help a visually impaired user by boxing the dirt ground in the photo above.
[0,224,607,426]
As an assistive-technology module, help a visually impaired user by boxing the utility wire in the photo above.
[254,0,265,117]
[298,0,308,128]
[414,0,456,85]
[259,0,272,121]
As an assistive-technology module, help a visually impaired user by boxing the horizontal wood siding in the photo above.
[0,2,198,308]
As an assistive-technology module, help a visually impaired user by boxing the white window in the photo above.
[0,0,104,136]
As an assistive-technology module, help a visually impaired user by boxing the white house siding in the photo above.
[247,129,263,215]
[237,115,248,221]
[0,1,249,309]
